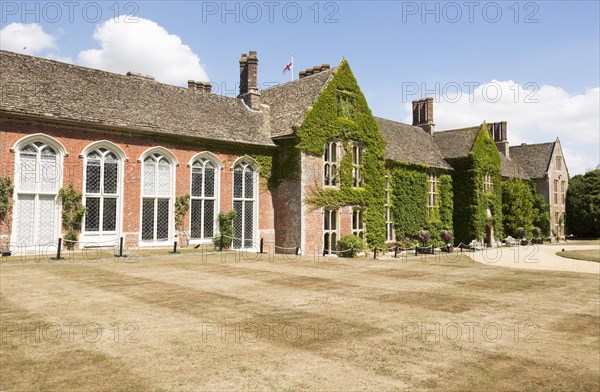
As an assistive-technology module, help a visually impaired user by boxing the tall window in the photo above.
[84,148,120,238]
[323,208,338,255]
[14,140,60,247]
[352,144,364,188]
[385,176,394,242]
[553,180,558,204]
[428,172,438,209]
[561,181,566,204]
[352,209,364,239]
[324,141,338,187]
[483,173,493,193]
[142,152,172,242]
[190,157,218,240]
[232,161,256,249]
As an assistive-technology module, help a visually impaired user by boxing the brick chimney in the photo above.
[488,121,509,157]
[238,51,261,110]
[412,97,435,135]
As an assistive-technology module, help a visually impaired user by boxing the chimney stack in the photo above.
[489,121,509,157]
[187,80,197,90]
[412,97,435,135]
[238,51,261,110]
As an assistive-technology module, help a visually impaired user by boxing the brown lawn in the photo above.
[557,249,600,263]
[1,250,599,391]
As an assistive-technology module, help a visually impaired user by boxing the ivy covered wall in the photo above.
[387,162,453,246]
[448,123,503,245]
[296,60,387,248]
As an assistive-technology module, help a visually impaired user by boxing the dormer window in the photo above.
[352,144,364,188]
[324,141,339,187]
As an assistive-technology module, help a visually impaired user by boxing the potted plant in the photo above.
[416,230,433,254]
[531,227,543,244]
[440,230,454,252]
[517,227,529,246]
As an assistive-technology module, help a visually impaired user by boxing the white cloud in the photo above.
[78,16,208,85]
[0,23,56,54]
[404,81,600,175]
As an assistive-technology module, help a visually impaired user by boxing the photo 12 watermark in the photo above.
[1,1,140,24]
[200,1,340,24]
[400,1,540,24]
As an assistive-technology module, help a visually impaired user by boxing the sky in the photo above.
[1,0,599,174]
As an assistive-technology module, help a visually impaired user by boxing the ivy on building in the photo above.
[387,162,453,246]
[295,59,387,248]
[0,176,14,225]
[448,123,503,245]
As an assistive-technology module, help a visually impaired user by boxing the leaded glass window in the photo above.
[190,157,218,240]
[141,152,173,242]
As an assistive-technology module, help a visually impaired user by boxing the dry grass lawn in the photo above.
[1,250,599,391]
[557,249,600,263]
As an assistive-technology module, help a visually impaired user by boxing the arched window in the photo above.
[83,147,121,241]
[232,160,257,249]
[141,152,173,242]
[13,139,62,248]
[190,155,219,240]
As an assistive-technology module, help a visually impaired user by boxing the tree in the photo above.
[566,170,600,237]
[502,178,534,238]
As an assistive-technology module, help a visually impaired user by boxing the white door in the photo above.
[14,142,60,249]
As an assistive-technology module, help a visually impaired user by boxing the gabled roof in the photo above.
[261,68,335,138]
[500,153,530,179]
[0,50,275,146]
[509,142,556,178]
[375,117,452,170]
[432,126,481,159]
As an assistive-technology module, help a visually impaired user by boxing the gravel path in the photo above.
[469,243,600,274]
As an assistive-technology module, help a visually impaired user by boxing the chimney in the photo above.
[412,97,435,135]
[238,51,261,110]
[321,63,330,71]
[187,80,196,90]
[299,70,307,79]
[305,68,313,77]
[489,121,509,157]
[313,65,321,74]
[204,82,212,94]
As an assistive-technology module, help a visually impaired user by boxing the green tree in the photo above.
[530,182,551,237]
[566,169,600,237]
[502,178,534,238]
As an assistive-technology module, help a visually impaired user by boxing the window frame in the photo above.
[231,157,259,251]
[188,153,221,244]
[428,172,439,210]
[324,141,339,188]
[352,143,364,188]
[323,208,339,255]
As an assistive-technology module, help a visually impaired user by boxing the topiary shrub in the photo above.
[416,230,431,246]
[213,209,237,250]
[441,230,454,244]
[337,235,365,257]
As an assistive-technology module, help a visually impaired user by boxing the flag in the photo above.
[282,59,293,74]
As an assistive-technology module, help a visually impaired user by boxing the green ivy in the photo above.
[387,162,453,246]
[58,184,86,247]
[0,176,14,223]
[174,194,190,231]
[447,123,503,244]
[296,60,387,248]
[501,178,535,237]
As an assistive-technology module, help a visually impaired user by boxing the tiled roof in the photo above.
[500,153,530,179]
[510,142,556,178]
[261,69,335,137]
[375,117,452,170]
[0,50,275,146]
[432,126,480,159]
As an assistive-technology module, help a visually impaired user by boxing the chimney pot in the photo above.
[305,68,313,76]
[321,63,330,70]
[187,80,196,90]
[238,50,260,110]
[313,65,321,73]
[299,70,306,79]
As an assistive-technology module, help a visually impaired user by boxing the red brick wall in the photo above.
[1,118,275,247]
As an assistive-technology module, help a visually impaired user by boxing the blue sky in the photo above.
[1,1,599,173]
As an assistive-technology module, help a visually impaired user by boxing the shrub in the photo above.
[58,184,86,249]
[532,227,541,238]
[416,230,430,246]
[213,209,237,250]
[441,230,454,244]
[517,227,528,239]
[337,235,365,257]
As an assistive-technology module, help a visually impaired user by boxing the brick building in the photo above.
[0,50,567,254]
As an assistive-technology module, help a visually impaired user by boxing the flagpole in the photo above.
[291,55,294,81]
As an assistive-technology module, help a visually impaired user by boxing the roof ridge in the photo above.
[262,67,336,92]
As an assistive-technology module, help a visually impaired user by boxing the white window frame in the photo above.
[80,141,126,246]
[352,144,364,188]
[138,147,177,246]
[188,152,221,244]
[483,173,493,194]
[231,157,259,251]
[352,208,365,240]
[385,175,395,242]
[428,172,438,209]
[323,208,339,255]
[324,141,339,187]
[11,134,66,251]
